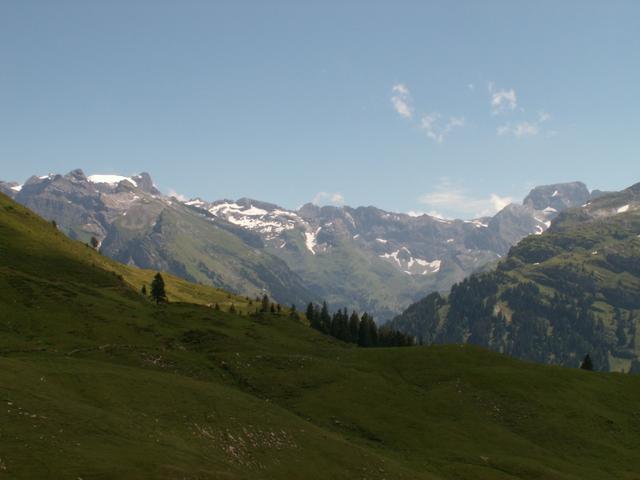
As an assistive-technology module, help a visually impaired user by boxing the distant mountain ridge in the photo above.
[387,181,640,372]
[1,170,599,318]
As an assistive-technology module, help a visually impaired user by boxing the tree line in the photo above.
[306,301,414,347]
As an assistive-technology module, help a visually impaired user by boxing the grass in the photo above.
[1,192,640,479]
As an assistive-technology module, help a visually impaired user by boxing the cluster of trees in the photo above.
[254,294,299,319]
[305,301,414,347]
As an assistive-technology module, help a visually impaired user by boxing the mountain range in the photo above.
[388,182,640,372]
[1,169,598,319]
[2,189,640,479]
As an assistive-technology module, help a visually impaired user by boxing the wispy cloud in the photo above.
[420,114,465,143]
[168,188,187,202]
[391,83,413,119]
[497,111,552,138]
[390,83,465,143]
[313,191,345,206]
[418,178,512,218]
[489,82,517,114]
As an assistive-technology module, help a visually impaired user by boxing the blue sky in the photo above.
[1,1,639,218]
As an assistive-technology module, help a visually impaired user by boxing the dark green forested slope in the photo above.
[2,191,640,479]
[389,182,640,373]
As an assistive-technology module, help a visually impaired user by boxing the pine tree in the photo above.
[358,313,371,347]
[580,354,594,371]
[320,301,331,333]
[141,285,147,296]
[261,294,270,313]
[150,273,167,304]
[229,303,236,314]
[338,309,351,341]
[306,302,315,321]
[330,310,341,338]
[90,236,99,249]
[270,303,276,313]
[349,311,360,343]
[368,315,378,347]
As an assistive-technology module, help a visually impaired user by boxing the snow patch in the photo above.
[304,228,321,254]
[379,249,441,275]
[617,204,630,213]
[209,202,301,239]
[88,174,137,187]
[376,238,388,244]
[552,190,559,197]
[10,184,22,192]
[543,206,557,213]
[465,220,488,228]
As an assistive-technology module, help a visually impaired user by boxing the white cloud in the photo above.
[391,83,413,119]
[498,112,554,138]
[514,122,539,137]
[497,112,551,138]
[498,121,539,137]
[489,193,512,212]
[418,179,513,218]
[313,191,345,206]
[538,111,551,123]
[420,114,465,143]
[489,82,517,114]
[168,188,187,202]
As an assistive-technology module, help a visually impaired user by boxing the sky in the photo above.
[1,1,639,219]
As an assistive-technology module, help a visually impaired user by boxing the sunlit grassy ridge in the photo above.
[1,192,640,479]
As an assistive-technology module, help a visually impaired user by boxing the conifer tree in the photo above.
[306,302,315,321]
[358,313,371,347]
[368,315,378,347]
[150,273,167,304]
[349,311,360,342]
[141,284,147,296]
[580,354,594,371]
[261,294,270,312]
[90,236,99,249]
[320,301,331,333]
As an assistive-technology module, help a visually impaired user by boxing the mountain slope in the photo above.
[388,182,640,372]
[2,170,599,319]
[6,169,313,307]
[2,192,640,478]
[187,182,593,319]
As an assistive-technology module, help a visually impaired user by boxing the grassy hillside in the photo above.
[389,183,640,372]
[2,192,640,479]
